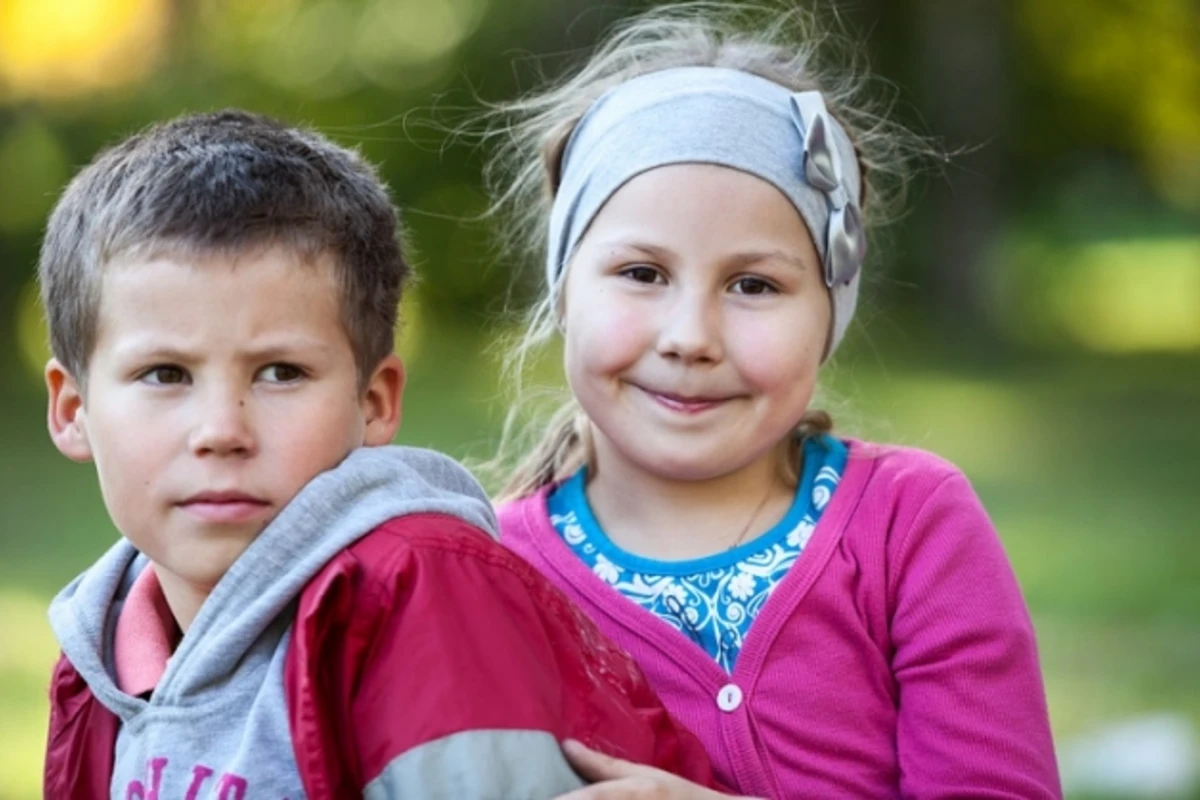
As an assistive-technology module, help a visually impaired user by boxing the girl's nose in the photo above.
[655,290,724,364]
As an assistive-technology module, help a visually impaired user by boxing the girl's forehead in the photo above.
[579,164,819,259]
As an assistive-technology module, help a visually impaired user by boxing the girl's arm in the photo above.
[889,471,1062,799]
[554,741,756,800]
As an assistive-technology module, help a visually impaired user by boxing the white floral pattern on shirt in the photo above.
[549,437,846,673]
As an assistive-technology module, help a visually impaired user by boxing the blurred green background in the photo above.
[1,1,1198,797]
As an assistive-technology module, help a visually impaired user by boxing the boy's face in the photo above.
[46,245,403,600]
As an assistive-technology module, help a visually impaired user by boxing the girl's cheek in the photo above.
[568,321,647,375]
[566,326,652,386]
[729,320,824,388]
[565,291,654,363]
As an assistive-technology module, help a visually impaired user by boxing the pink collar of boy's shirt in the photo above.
[113,565,181,697]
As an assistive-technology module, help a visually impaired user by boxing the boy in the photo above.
[38,110,715,799]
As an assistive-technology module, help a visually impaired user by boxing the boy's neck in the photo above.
[584,435,796,562]
[153,564,213,634]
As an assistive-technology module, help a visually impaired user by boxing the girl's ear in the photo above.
[361,353,405,446]
[45,359,94,463]
[542,117,578,194]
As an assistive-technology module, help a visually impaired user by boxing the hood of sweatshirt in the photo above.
[49,444,496,719]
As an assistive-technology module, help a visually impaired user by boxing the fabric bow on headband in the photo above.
[790,91,866,291]
[546,66,866,358]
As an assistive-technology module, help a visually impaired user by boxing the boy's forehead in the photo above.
[110,237,336,274]
[94,245,347,343]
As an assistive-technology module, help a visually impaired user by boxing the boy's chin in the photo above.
[142,527,266,585]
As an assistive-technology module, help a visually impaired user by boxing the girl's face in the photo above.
[562,163,831,484]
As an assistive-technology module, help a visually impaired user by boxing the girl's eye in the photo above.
[620,265,664,285]
[730,276,777,296]
[140,365,189,385]
[258,363,306,384]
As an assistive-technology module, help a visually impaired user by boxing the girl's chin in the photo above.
[611,446,771,484]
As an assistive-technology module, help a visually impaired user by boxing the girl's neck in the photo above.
[584,433,796,561]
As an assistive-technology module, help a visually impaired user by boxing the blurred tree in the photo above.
[1013,0,1200,213]
[914,0,1010,334]
[0,0,1197,383]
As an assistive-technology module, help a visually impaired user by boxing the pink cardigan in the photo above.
[498,441,1061,799]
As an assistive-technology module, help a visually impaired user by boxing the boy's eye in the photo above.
[730,276,777,296]
[140,365,189,385]
[620,265,664,284]
[258,363,306,383]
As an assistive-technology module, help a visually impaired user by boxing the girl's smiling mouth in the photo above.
[633,385,735,414]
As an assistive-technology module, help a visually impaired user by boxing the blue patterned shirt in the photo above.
[547,435,847,672]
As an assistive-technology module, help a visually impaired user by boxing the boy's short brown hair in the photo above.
[38,109,407,387]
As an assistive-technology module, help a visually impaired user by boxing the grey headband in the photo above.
[546,66,866,356]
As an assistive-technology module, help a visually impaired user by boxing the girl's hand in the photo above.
[553,739,763,800]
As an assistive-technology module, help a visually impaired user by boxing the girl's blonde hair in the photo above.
[481,2,928,502]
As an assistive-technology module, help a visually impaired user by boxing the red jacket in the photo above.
[45,514,717,798]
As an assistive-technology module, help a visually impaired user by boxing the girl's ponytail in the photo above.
[494,400,590,504]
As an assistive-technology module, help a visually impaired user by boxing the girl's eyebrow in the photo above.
[596,240,812,274]
[592,240,677,263]
[724,249,811,274]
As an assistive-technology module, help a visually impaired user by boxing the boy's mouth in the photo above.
[178,491,271,524]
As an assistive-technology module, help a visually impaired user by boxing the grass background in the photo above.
[2,324,1197,798]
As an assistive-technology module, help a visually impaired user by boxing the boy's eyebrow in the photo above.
[112,337,339,363]
[110,342,193,363]
[239,339,340,361]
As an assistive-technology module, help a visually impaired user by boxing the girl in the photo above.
[487,4,1061,798]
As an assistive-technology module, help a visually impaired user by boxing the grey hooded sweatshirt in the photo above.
[48,445,588,799]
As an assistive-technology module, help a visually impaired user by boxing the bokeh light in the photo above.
[0,120,68,234]
[0,0,169,99]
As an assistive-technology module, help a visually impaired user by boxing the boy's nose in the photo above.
[655,291,724,364]
[189,394,257,458]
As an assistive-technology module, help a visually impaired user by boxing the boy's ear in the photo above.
[362,353,404,446]
[45,359,94,463]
